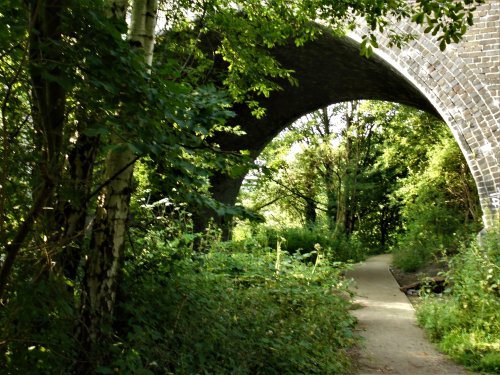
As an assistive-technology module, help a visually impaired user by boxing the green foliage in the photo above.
[242,225,365,263]
[259,226,330,255]
[0,0,490,373]
[0,200,359,374]
[243,102,451,256]
[0,274,77,374]
[391,133,481,271]
[413,0,484,51]
[108,235,358,374]
[0,0,33,240]
[416,232,500,372]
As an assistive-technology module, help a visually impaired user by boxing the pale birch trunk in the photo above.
[79,0,158,369]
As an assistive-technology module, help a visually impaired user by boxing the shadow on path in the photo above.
[346,253,468,375]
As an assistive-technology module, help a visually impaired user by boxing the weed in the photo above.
[416,231,500,373]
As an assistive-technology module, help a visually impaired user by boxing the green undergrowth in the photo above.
[416,231,500,373]
[111,238,359,374]
[234,224,366,263]
[391,213,479,272]
[0,227,359,374]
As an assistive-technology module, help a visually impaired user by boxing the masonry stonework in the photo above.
[353,0,499,228]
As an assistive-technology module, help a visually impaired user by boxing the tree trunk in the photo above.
[0,0,66,301]
[304,197,317,226]
[317,107,338,232]
[335,102,361,237]
[56,131,99,281]
[78,0,158,369]
[324,169,337,231]
[303,155,317,226]
[335,109,352,236]
[79,137,135,357]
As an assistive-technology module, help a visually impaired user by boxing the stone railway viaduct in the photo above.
[207,0,500,230]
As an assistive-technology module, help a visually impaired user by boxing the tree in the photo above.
[247,102,378,234]
[241,99,480,256]
[77,0,160,365]
[0,0,67,299]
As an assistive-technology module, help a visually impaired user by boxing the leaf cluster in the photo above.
[413,0,483,51]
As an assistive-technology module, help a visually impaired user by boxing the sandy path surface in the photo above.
[346,253,468,375]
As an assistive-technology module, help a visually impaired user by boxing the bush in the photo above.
[0,274,77,374]
[244,225,365,263]
[109,240,358,374]
[416,231,500,373]
[391,199,479,272]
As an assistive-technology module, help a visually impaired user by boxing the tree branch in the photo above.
[267,175,328,212]
[86,154,140,201]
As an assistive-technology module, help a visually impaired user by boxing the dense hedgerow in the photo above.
[416,231,500,373]
[390,136,481,272]
[109,236,358,374]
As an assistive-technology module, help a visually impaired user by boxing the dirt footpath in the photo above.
[346,254,468,375]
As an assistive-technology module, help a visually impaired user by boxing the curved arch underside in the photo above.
[215,33,439,155]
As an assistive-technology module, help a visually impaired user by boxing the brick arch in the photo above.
[208,1,499,230]
[348,0,499,228]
